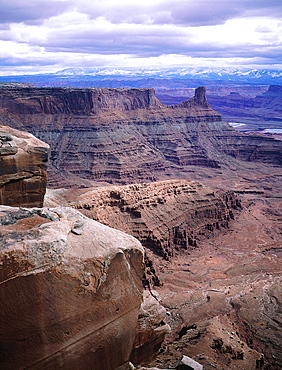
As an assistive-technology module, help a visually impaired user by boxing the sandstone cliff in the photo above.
[1,85,280,188]
[0,205,144,370]
[45,179,241,291]
[64,180,240,258]
[0,125,49,207]
[44,175,282,369]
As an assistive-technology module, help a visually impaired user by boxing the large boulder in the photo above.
[0,206,144,370]
[0,125,49,207]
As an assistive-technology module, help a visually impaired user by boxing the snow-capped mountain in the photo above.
[53,67,282,83]
[1,67,282,86]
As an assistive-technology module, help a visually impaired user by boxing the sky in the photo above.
[0,0,282,75]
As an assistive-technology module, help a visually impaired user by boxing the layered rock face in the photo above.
[44,175,282,369]
[45,179,241,292]
[0,206,144,370]
[206,84,282,130]
[0,125,49,207]
[0,86,221,187]
[0,86,162,114]
[2,85,280,187]
[68,180,241,261]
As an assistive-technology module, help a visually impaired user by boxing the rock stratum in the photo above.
[46,179,241,261]
[0,205,144,370]
[0,86,281,187]
[1,86,282,369]
[45,175,282,369]
[0,125,49,207]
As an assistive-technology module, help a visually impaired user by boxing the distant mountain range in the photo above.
[1,67,282,86]
[53,67,282,82]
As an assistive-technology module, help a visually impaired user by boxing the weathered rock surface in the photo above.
[1,86,281,188]
[44,179,242,305]
[46,180,241,263]
[1,85,282,369]
[45,174,282,369]
[0,206,144,370]
[130,290,171,366]
[0,125,49,207]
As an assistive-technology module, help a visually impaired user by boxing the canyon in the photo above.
[46,180,241,263]
[45,174,282,370]
[0,86,281,189]
[157,84,282,133]
[0,85,281,369]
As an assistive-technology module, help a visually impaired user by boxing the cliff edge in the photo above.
[1,85,281,187]
[0,125,49,207]
[0,205,144,370]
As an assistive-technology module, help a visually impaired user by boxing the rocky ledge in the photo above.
[0,86,223,187]
[0,85,215,116]
[45,179,242,289]
[63,180,241,259]
[0,125,49,207]
[0,206,144,370]
[1,85,281,187]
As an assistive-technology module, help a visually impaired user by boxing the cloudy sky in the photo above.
[0,0,282,75]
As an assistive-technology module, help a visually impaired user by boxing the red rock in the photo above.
[0,86,223,187]
[0,86,281,188]
[0,125,49,207]
[55,179,241,261]
[44,178,282,369]
[130,290,171,366]
[0,206,144,370]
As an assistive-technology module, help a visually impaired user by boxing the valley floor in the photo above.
[45,159,282,369]
[149,166,282,369]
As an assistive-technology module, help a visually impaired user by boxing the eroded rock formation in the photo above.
[45,179,241,291]
[1,85,280,188]
[130,290,171,366]
[1,85,282,369]
[0,125,49,207]
[0,206,144,370]
[44,175,282,369]
[207,84,282,129]
[148,191,282,370]
[62,180,241,260]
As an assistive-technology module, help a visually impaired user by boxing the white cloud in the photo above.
[189,17,282,47]
[0,0,282,74]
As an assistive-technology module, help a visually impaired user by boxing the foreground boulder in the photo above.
[0,206,144,370]
[0,125,49,207]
